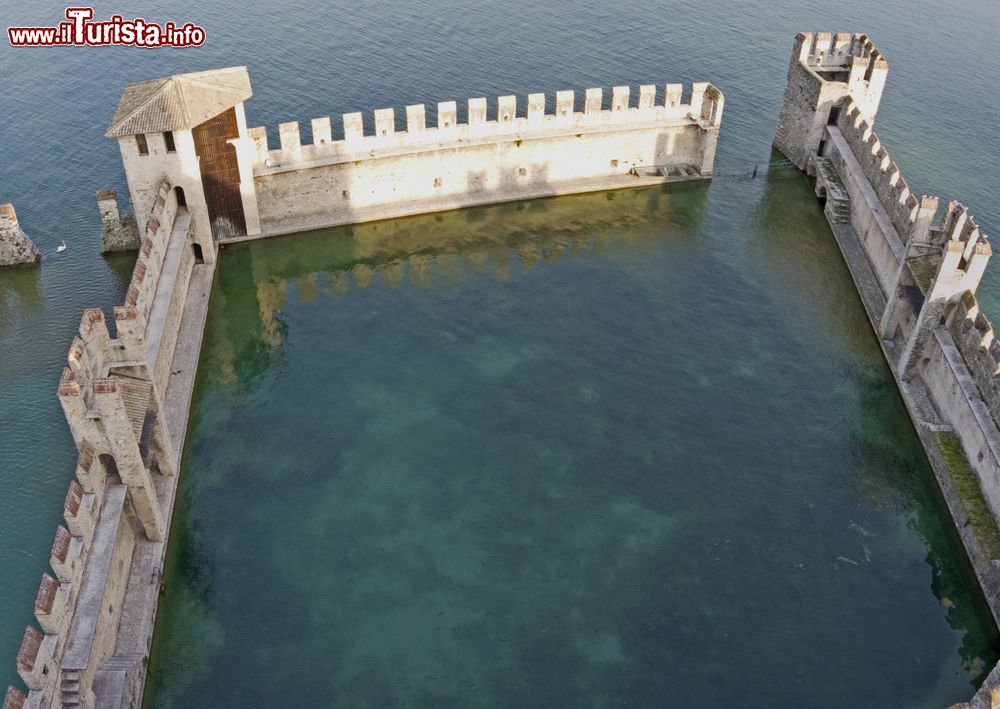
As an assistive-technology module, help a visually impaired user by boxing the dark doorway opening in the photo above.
[175,186,186,208]
[192,242,204,264]
[828,105,842,125]
[817,139,828,156]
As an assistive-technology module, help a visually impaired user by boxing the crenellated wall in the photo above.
[4,175,205,709]
[774,31,888,170]
[777,31,1000,708]
[834,101,921,242]
[245,82,723,238]
[950,292,1000,427]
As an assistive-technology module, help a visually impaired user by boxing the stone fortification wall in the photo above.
[247,82,723,237]
[835,101,921,242]
[950,291,1000,429]
[119,181,178,326]
[773,31,887,170]
[778,31,1000,707]
[824,97,1000,524]
[0,203,40,266]
[4,177,200,709]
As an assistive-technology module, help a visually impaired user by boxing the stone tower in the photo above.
[773,32,888,170]
[105,67,263,260]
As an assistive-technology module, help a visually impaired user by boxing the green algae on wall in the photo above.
[934,431,1000,560]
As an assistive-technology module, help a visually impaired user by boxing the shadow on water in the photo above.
[204,181,709,393]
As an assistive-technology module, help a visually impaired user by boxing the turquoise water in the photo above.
[145,179,996,707]
[1,0,999,704]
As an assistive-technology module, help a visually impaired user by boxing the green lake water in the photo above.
[145,177,997,707]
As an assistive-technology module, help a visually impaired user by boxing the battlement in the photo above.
[774,33,887,169]
[835,97,923,241]
[781,37,1000,697]
[833,93,993,304]
[119,179,178,329]
[245,79,723,237]
[250,82,723,173]
[793,31,887,78]
[12,180,188,705]
[3,687,24,709]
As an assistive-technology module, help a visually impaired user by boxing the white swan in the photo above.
[57,240,67,253]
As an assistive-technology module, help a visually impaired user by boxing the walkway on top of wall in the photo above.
[826,126,906,265]
[144,209,191,366]
[92,261,215,708]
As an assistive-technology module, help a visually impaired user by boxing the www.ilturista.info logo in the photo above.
[7,8,206,47]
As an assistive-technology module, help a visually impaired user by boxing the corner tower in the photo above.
[773,32,887,170]
[105,67,262,258]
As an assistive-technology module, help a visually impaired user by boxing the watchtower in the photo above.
[105,67,262,259]
[773,32,888,170]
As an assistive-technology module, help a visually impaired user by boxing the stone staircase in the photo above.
[60,668,81,707]
[94,654,145,709]
[826,198,852,224]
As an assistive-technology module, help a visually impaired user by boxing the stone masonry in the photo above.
[96,190,140,253]
[3,176,207,709]
[0,203,40,267]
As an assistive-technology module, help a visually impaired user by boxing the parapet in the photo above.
[792,31,886,80]
[774,32,887,168]
[835,97,922,240]
[250,81,724,171]
[115,179,177,334]
[0,203,40,267]
[950,291,1000,427]
[2,687,25,709]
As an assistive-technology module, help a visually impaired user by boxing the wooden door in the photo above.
[192,108,246,239]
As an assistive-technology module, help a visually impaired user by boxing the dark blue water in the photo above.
[1,0,999,704]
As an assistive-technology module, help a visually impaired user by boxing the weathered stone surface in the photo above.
[246,80,723,239]
[2,686,25,709]
[0,203,40,266]
[773,32,887,170]
[97,189,140,253]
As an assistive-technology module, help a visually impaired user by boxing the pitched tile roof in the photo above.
[106,66,251,138]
